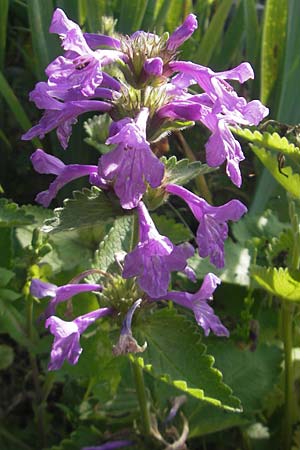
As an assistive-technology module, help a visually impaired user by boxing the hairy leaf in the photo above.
[252,266,300,301]
[42,187,124,233]
[0,199,35,228]
[135,308,242,412]
[233,127,300,159]
[152,213,192,243]
[162,155,214,186]
[250,144,300,198]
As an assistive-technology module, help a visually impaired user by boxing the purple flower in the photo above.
[122,202,195,298]
[98,108,164,209]
[166,61,269,186]
[167,14,198,51]
[48,9,124,97]
[143,57,164,76]
[113,299,147,356]
[22,82,112,149]
[164,273,229,336]
[30,149,99,207]
[82,441,132,450]
[166,184,247,268]
[30,278,102,320]
[46,307,113,370]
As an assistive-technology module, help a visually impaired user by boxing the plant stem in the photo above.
[174,131,213,204]
[282,302,294,449]
[131,358,151,436]
[26,292,47,447]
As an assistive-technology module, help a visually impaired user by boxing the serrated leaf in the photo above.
[233,127,300,158]
[152,213,191,243]
[0,198,35,227]
[250,144,300,197]
[186,341,282,437]
[84,114,112,154]
[92,215,134,280]
[162,156,214,186]
[151,119,194,142]
[252,266,300,301]
[42,187,124,233]
[136,308,242,412]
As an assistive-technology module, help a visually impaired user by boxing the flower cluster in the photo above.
[27,9,267,370]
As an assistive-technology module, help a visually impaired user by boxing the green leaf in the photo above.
[260,0,288,105]
[0,198,35,228]
[252,266,300,302]
[186,341,282,437]
[152,213,191,244]
[233,127,300,159]
[118,0,148,33]
[243,0,259,65]
[162,155,214,186]
[0,0,9,70]
[85,0,106,32]
[277,1,300,124]
[195,0,234,66]
[0,344,14,370]
[190,239,251,287]
[0,267,15,287]
[92,215,134,277]
[136,308,242,412]
[214,0,244,68]
[84,114,112,153]
[250,144,300,198]
[0,71,41,147]
[0,299,30,346]
[42,187,124,233]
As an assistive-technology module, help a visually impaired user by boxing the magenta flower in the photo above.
[30,278,102,320]
[22,82,112,149]
[166,61,269,186]
[166,184,247,268]
[48,8,124,97]
[143,57,164,76]
[163,273,229,337]
[30,149,99,207]
[46,307,113,370]
[166,14,198,51]
[123,202,195,298]
[98,108,164,209]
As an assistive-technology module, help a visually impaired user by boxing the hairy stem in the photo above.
[131,358,151,436]
[282,302,293,449]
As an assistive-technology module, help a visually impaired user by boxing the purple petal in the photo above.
[34,162,98,207]
[143,57,163,76]
[83,33,121,50]
[31,149,65,175]
[167,14,198,51]
[30,279,57,298]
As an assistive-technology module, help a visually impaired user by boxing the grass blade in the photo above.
[194,0,234,66]
[243,0,259,65]
[0,70,41,147]
[27,0,60,78]
[260,0,288,106]
[0,0,9,70]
